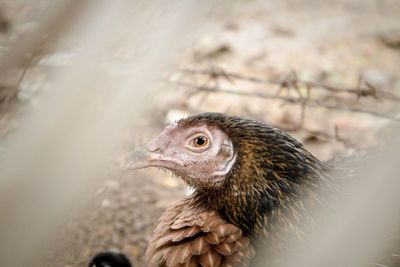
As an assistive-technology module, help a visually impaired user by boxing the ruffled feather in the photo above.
[146,198,254,267]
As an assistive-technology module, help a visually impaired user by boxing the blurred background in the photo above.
[0,0,399,266]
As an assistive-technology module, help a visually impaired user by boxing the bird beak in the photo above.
[122,146,155,170]
[122,144,183,171]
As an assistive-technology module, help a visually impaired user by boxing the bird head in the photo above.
[125,112,324,190]
[125,113,236,188]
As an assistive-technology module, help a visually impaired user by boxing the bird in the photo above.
[89,251,132,267]
[124,112,334,267]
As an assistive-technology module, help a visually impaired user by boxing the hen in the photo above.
[126,112,332,267]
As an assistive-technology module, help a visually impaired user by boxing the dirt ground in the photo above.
[0,0,399,266]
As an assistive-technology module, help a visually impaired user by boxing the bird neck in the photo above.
[192,151,329,238]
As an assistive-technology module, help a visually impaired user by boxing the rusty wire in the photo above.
[182,67,400,102]
[172,66,400,148]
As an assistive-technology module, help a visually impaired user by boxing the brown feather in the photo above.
[155,231,176,248]
[164,243,192,266]
[205,231,223,245]
[179,257,198,267]
[146,198,254,267]
[199,249,221,267]
[214,242,236,256]
[225,229,242,243]
[215,224,240,237]
[171,226,201,242]
[190,236,210,255]
[234,237,249,250]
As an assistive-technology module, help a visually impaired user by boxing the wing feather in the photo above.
[190,236,210,255]
[199,249,221,267]
[164,243,192,266]
[215,242,237,256]
[146,198,255,267]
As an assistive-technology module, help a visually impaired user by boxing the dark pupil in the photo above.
[196,137,206,146]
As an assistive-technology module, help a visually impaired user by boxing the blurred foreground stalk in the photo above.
[279,128,400,267]
[0,0,216,265]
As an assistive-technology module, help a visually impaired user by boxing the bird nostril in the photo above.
[147,143,160,152]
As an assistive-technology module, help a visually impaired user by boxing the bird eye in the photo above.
[193,136,208,148]
[186,133,211,152]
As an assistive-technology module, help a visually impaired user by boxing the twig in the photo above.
[18,52,37,85]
